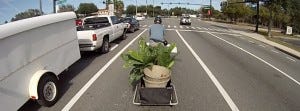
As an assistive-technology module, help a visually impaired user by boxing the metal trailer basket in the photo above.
[132,80,178,106]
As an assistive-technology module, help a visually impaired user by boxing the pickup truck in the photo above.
[0,12,81,110]
[77,15,127,53]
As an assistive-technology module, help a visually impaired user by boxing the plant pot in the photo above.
[143,77,170,88]
[143,65,171,80]
[143,65,171,88]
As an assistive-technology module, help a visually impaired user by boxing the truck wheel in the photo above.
[101,38,109,53]
[37,75,59,107]
[121,30,127,40]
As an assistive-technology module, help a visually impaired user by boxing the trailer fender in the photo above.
[29,70,57,99]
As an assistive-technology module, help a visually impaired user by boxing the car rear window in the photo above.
[77,17,111,31]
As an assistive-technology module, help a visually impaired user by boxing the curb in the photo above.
[233,30,300,59]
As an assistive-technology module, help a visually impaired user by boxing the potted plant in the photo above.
[122,37,176,88]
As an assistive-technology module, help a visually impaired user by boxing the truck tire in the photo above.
[37,74,59,107]
[101,38,110,53]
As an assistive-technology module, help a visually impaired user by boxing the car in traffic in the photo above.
[77,15,127,53]
[180,16,191,25]
[136,15,145,21]
[120,17,140,33]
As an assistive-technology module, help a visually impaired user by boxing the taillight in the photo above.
[92,34,97,41]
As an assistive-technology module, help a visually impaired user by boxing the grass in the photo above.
[257,30,300,52]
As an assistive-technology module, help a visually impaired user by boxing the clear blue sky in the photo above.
[0,0,222,23]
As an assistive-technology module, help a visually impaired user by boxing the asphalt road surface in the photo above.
[19,18,300,111]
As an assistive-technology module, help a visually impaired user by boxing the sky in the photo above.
[0,0,222,23]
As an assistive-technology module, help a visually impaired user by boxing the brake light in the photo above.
[92,34,97,41]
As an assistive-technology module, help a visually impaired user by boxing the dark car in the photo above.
[120,17,140,33]
[154,16,162,24]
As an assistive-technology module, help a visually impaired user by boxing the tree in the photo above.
[58,4,75,13]
[125,5,136,15]
[11,9,42,22]
[113,0,124,16]
[76,3,98,15]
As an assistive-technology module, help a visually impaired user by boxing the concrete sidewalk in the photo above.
[205,21,300,58]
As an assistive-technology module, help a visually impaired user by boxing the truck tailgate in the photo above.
[77,30,94,44]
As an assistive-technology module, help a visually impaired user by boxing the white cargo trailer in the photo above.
[0,12,81,110]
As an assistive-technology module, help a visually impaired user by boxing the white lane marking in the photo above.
[286,56,296,62]
[202,27,208,30]
[191,27,196,29]
[168,25,170,28]
[186,26,190,29]
[62,29,148,111]
[197,27,202,30]
[207,32,300,86]
[209,32,242,37]
[109,44,118,51]
[259,44,266,48]
[180,26,183,28]
[175,30,240,111]
[248,40,255,44]
[271,50,280,54]
[143,25,147,27]
[174,26,177,28]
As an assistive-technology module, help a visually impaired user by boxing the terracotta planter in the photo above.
[143,65,171,88]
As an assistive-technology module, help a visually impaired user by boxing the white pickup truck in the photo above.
[77,15,127,53]
[0,12,80,110]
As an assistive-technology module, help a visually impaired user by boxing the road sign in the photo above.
[56,0,66,5]
[286,26,293,35]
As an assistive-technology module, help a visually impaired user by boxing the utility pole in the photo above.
[152,0,154,17]
[255,1,259,32]
[209,0,212,20]
[39,0,43,14]
[146,0,148,17]
[135,0,137,15]
[53,0,56,13]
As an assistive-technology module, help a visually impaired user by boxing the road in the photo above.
[19,18,300,111]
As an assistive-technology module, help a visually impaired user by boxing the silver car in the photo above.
[180,16,191,25]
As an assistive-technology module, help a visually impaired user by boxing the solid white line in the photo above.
[174,26,177,28]
[271,50,279,54]
[191,27,195,29]
[62,29,148,111]
[197,27,202,30]
[143,25,147,27]
[186,26,190,28]
[180,26,183,28]
[207,32,300,86]
[258,44,266,48]
[109,44,118,51]
[175,30,240,111]
[168,25,170,28]
[286,56,296,62]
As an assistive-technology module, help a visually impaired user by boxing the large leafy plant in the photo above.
[122,37,176,84]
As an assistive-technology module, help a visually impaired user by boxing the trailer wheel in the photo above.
[101,37,110,53]
[37,74,59,107]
